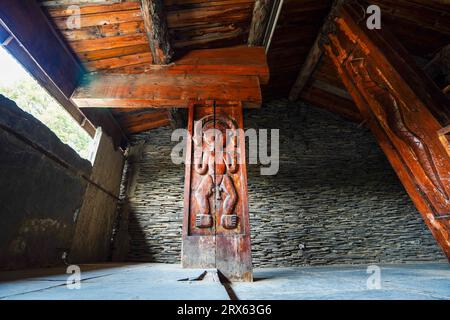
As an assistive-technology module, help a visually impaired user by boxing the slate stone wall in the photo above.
[125,100,445,266]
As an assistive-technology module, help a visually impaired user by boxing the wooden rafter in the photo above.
[248,0,272,46]
[140,0,172,64]
[262,0,284,53]
[288,0,343,101]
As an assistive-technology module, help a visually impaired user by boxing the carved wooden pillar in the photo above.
[322,3,450,259]
[182,101,252,282]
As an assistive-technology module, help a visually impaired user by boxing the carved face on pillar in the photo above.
[193,115,239,230]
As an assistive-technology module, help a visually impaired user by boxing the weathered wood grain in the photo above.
[248,0,272,46]
[106,46,269,84]
[140,0,172,64]
[72,72,262,108]
[182,102,252,282]
[84,51,152,71]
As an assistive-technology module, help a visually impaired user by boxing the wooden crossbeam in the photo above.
[72,47,268,109]
[140,0,172,64]
[72,73,261,109]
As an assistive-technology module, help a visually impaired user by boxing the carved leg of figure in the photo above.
[195,175,214,228]
[220,175,238,229]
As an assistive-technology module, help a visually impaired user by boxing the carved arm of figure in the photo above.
[194,148,209,175]
[225,150,238,174]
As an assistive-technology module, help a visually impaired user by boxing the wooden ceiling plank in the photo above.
[45,2,141,17]
[140,0,173,64]
[369,0,450,35]
[53,9,143,29]
[62,21,146,42]
[164,0,255,10]
[85,51,152,71]
[80,44,150,62]
[166,3,253,28]
[70,33,149,52]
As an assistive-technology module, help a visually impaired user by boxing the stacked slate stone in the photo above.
[123,99,445,267]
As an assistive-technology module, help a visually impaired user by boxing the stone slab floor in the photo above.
[0,263,449,300]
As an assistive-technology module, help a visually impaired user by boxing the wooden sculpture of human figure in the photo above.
[193,117,239,229]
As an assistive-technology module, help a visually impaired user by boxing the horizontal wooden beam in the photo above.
[72,46,268,109]
[72,73,262,109]
[106,46,270,85]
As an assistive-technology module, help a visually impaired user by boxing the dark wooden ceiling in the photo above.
[37,0,450,135]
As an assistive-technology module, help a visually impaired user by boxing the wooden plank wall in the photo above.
[70,127,125,262]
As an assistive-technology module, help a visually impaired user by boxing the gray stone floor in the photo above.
[0,263,449,300]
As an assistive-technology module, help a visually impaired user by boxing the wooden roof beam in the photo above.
[248,0,273,47]
[140,0,172,64]
[288,0,343,102]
